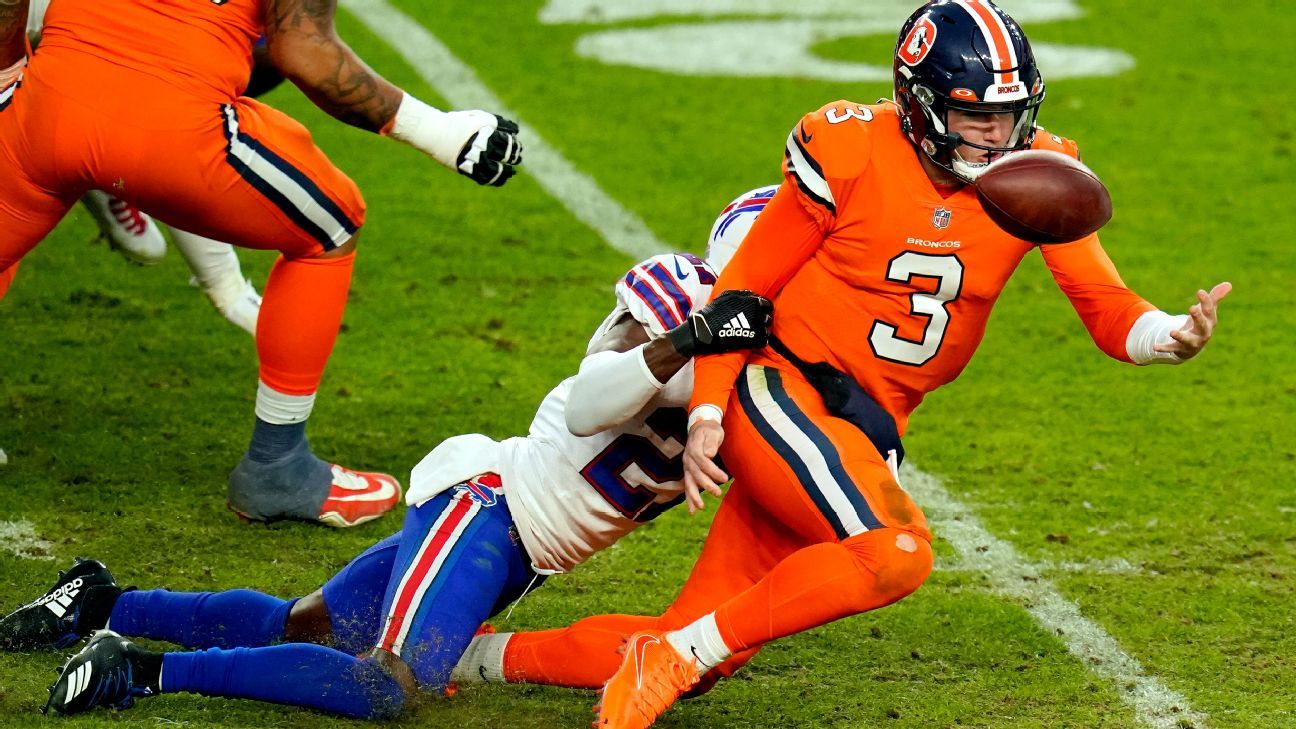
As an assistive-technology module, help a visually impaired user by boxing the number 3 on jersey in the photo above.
[869,252,964,366]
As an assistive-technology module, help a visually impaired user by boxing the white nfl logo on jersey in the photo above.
[932,207,952,229]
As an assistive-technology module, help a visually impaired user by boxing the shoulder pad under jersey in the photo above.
[783,100,882,217]
[615,253,718,337]
[1030,127,1083,160]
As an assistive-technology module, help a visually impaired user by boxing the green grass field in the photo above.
[1,1,1292,727]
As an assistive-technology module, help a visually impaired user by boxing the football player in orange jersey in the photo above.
[451,2,1230,727]
[0,0,522,527]
[20,0,264,333]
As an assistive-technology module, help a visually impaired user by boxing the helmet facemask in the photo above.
[892,1,1047,184]
[903,79,1045,183]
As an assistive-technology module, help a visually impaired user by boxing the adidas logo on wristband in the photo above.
[717,312,756,339]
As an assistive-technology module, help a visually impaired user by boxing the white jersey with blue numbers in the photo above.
[407,253,720,573]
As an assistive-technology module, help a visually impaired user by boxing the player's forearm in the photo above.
[264,0,400,132]
[1040,234,1155,362]
[566,341,687,437]
[0,0,30,69]
[271,35,401,131]
[688,351,748,417]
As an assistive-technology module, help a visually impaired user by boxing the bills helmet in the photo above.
[706,186,777,273]
[893,0,1046,182]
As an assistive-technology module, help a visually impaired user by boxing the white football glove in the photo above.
[388,95,522,187]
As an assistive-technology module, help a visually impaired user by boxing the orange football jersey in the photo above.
[37,0,263,100]
[691,101,1153,434]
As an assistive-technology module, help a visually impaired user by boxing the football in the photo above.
[974,150,1113,244]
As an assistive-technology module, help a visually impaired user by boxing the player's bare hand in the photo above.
[682,420,727,514]
[1154,282,1231,360]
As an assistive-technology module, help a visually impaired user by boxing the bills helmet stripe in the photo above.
[714,199,771,239]
[629,263,687,326]
[645,261,693,320]
[623,270,682,330]
[715,188,778,237]
[955,0,1019,85]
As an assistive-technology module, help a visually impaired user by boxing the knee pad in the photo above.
[843,528,933,607]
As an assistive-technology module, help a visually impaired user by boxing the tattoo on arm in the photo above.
[0,0,30,69]
[263,0,401,132]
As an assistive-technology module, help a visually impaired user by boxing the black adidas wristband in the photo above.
[667,319,702,358]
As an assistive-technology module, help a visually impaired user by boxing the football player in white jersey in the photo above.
[1,199,774,718]
[15,0,262,335]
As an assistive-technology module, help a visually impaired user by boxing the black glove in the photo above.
[668,289,773,357]
[456,114,523,187]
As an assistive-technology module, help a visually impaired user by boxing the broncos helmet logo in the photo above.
[898,17,938,66]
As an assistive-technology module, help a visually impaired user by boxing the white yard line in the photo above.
[340,0,665,262]
[335,4,1205,726]
[0,520,54,561]
[904,464,1205,729]
[937,555,1146,576]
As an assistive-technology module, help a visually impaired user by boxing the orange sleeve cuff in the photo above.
[1041,234,1155,362]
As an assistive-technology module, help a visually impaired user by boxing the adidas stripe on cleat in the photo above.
[0,558,119,651]
[317,465,402,528]
[44,630,153,716]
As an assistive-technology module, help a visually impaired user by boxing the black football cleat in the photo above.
[0,558,118,651]
[44,630,154,716]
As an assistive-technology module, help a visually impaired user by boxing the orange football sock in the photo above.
[503,614,659,688]
[711,528,933,652]
[256,252,354,396]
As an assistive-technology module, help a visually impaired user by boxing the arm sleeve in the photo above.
[689,180,828,414]
[1039,233,1155,363]
[564,344,665,437]
[567,253,718,434]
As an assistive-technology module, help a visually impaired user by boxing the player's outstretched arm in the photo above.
[263,0,522,186]
[565,290,773,438]
[0,0,30,71]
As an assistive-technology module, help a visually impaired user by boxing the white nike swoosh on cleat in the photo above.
[327,479,399,503]
[631,634,662,691]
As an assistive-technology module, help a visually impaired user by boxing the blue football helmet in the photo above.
[893,0,1046,182]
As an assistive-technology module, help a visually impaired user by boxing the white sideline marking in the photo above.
[0,520,55,561]
[904,463,1206,729]
[335,6,1201,726]
[339,0,667,261]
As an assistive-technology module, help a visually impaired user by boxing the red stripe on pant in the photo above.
[378,495,475,653]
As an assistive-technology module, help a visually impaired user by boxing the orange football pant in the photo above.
[0,54,365,396]
[0,262,16,300]
[504,363,932,687]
